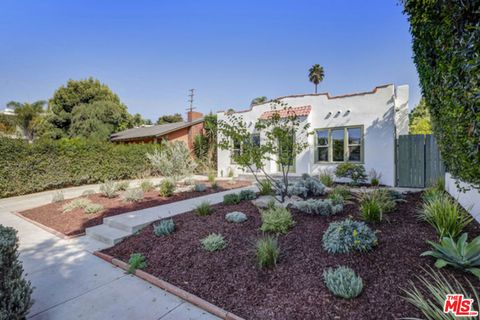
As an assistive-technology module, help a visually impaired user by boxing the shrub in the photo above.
[359,197,383,223]
[368,169,382,186]
[422,187,444,203]
[258,179,274,195]
[287,174,326,198]
[255,236,280,269]
[139,180,154,192]
[327,193,344,206]
[115,181,130,191]
[239,189,257,201]
[207,171,216,183]
[62,198,92,212]
[422,233,480,278]
[225,211,248,223]
[201,233,227,252]
[357,189,397,222]
[223,193,241,205]
[194,183,207,192]
[335,163,367,185]
[402,268,479,320]
[0,137,156,198]
[292,199,343,216]
[128,253,146,274]
[260,207,294,234]
[153,219,175,236]
[84,203,103,214]
[419,193,472,239]
[158,179,175,197]
[100,181,117,198]
[195,201,212,216]
[122,188,144,202]
[322,219,378,254]
[81,189,95,196]
[51,191,64,203]
[0,225,33,319]
[330,186,352,201]
[211,181,219,190]
[323,266,363,299]
[318,169,335,187]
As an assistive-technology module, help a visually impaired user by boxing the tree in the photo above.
[193,113,217,172]
[0,114,16,135]
[130,113,152,127]
[7,100,46,141]
[251,96,268,106]
[156,113,183,125]
[308,64,325,94]
[218,101,311,202]
[409,98,432,134]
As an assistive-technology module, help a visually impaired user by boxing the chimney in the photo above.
[187,111,203,122]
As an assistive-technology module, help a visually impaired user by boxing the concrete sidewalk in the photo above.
[0,185,220,320]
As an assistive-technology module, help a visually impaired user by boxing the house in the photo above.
[111,111,204,150]
[217,84,409,186]
[0,106,15,116]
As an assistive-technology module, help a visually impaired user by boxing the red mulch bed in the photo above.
[102,192,480,320]
[19,180,251,237]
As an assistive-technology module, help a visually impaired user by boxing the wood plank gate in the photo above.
[396,134,445,188]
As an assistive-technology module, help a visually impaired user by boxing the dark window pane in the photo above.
[251,134,260,146]
[332,129,344,161]
[348,146,361,161]
[318,147,328,162]
[317,130,328,146]
[348,128,361,145]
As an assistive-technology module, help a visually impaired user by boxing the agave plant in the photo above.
[421,233,480,278]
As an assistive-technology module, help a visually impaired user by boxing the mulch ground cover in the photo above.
[103,192,480,320]
[19,180,250,237]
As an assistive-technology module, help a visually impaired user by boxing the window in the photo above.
[231,133,260,164]
[315,126,363,163]
[251,133,261,147]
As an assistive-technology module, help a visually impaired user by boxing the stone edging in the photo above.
[93,251,245,320]
[14,212,82,240]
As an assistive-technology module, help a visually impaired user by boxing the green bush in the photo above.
[330,186,352,201]
[239,189,257,201]
[422,233,480,278]
[122,188,144,202]
[201,233,227,252]
[292,199,343,216]
[115,181,130,191]
[359,197,382,223]
[322,219,378,254]
[84,203,103,214]
[211,181,219,190]
[158,179,175,197]
[207,171,216,183]
[258,180,274,195]
[100,181,118,198]
[195,201,212,216]
[260,207,294,234]
[128,253,146,274]
[0,225,33,319]
[225,211,248,223]
[63,198,92,212]
[319,169,335,187]
[223,193,241,205]
[139,180,154,192]
[335,163,367,185]
[323,266,363,299]
[154,219,175,236]
[357,189,397,222]
[0,137,156,198]
[194,183,207,192]
[327,193,344,206]
[255,236,280,269]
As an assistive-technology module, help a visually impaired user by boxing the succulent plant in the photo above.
[154,219,175,236]
[225,211,248,223]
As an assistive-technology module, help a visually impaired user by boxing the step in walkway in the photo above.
[86,186,256,246]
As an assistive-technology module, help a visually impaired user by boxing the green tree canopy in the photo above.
[130,113,152,127]
[156,113,183,125]
[409,98,432,134]
[308,64,325,94]
[7,100,46,140]
[251,96,268,106]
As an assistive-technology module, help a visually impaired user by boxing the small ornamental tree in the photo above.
[218,101,311,202]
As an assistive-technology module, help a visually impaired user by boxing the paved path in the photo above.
[0,183,220,320]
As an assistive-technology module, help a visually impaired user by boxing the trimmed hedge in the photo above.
[0,138,157,198]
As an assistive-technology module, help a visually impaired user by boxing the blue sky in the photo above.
[0,0,420,122]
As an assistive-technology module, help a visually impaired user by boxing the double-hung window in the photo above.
[231,133,261,164]
[315,126,363,163]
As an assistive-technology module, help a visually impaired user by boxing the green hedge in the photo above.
[0,138,157,198]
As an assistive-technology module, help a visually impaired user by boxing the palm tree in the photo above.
[250,96,268,106]
[308,64,325,93]
[7,100,46,140]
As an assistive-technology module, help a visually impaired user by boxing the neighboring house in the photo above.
[111,111,204,150]
[0,106,15,116]
[217,84,409,187]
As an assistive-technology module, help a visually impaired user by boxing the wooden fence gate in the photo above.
[396,134,445,188]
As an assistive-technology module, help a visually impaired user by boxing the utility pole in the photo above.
[186,89,195,113]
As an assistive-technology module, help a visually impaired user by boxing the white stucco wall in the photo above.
[217,84,409,186]
[445,173,480,222]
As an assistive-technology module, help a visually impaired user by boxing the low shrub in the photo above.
[158,179,175,197]
[419,193,472,239]
[402,268,479,320]
[368,169,382,187]
[196,201,212,216]
[292,199,343,216]
[194,183,207,192]
[335,163,367,185]
[422,187,444,203]
[139,180,155,192]
[62,198,92,212]
[323,266,363,299]
[255,236,280,269]
[201,233,227,252]
[239,189,257,201]
[322,219,378,254]
[223,193,241,205]
[122,188,144,202]
[318,169,335,187]
[81,189,95,196]
[100,181,117,198]
[357,189,398,223]
[258,180,274,195]
[51,191,64,203]
[225,211,248,223]
[288,174,326,198]
[211,181,219,190]
[154,219,175,236]
[422,233,480,278]
[0,225,33,319]
[128,253,146,274]
[115,181,130,191]
[330,186,352,201]
[207,171,216,183]
[260,207,294,234]
[327,193,345,206]
[84,203,104,214]
[359,197,383,223]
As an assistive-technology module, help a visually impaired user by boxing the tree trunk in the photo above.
[315,84,318,94]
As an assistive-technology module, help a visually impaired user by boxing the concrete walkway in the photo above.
[0,184,220,320]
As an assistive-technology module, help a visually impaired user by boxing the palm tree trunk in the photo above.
[315,84,318,94]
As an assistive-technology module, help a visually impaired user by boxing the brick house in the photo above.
[110,111,204,150]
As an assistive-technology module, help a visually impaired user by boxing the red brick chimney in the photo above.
[187,111,203,122]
